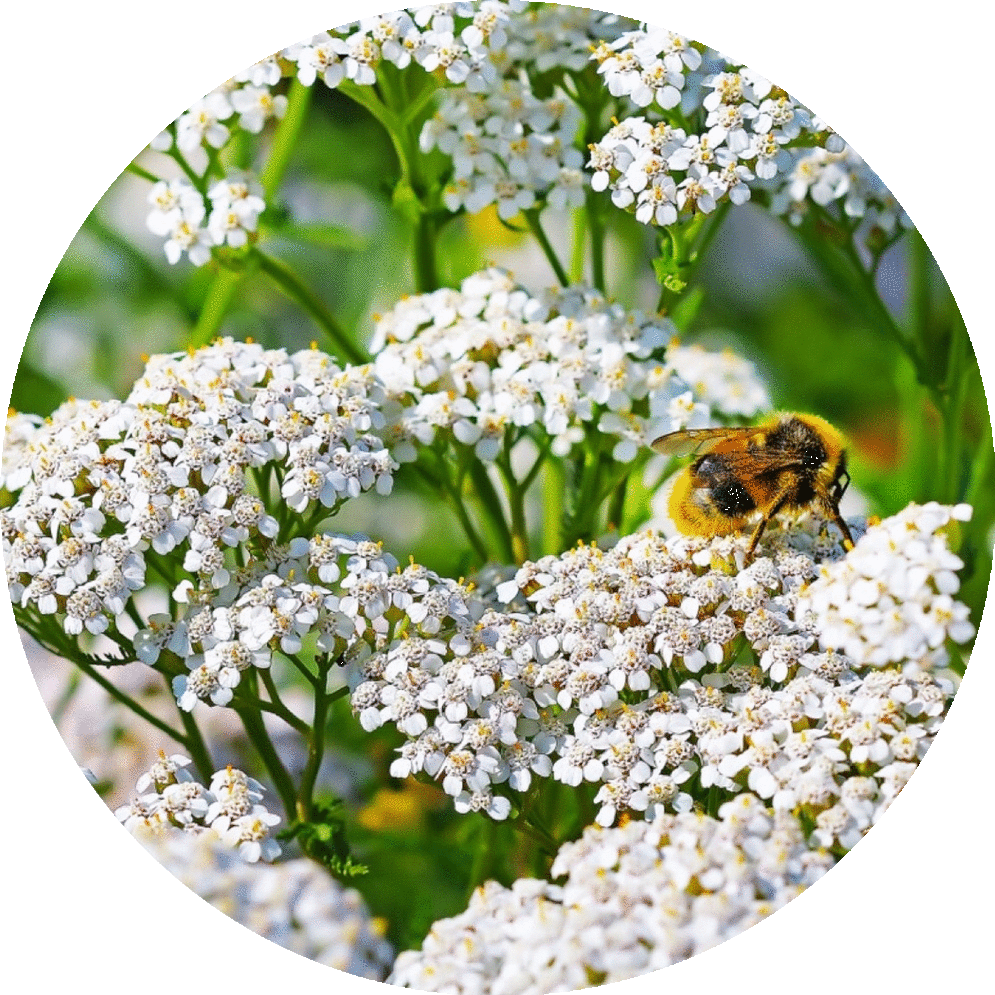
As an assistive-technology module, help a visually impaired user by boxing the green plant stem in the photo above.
[542,457,566,556]
[523,209,570,287]
[497,448,529,564]
[260,80,312,200]
[569,433,610,541]
[840,237,919,368]
[297,659,333,822]
[339,80,414,183]
[939,318,972,503]
[255,250,368,363]
[607,476,628,532]
[414,211,439,293]
[177,707,215,781]
[67,653,191,748]
[235,697,298,818]
[569,207,587,283]
[190,267,244,347]
[260,667,311,737]
[126,161,162,183]
[412,459,491,564]
[520,436,553,494]
[468,459,517,564]
[586,197,606,293]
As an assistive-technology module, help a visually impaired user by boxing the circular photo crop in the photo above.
[4,3,989,990]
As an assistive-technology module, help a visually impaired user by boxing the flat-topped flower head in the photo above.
[355,503,967,828]
[372,268,767,465]
[388,796,834,990]
[3,340,400,665]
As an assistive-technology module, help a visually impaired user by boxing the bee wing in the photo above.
[651,426,762,457]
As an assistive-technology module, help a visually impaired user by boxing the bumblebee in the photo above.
[652,412,855,556]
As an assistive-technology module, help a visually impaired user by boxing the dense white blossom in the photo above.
[389,795,835,990]
[3,340,398,669]
[770,145,911,237]
[137,6,889,255]
[161,533,474,711]
[371,267,768,463]
[796,502,974,669]
[587,26,846,229]
[116,753,282,862]
[353,506,966,827]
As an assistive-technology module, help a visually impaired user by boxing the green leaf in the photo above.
[652,254,687,294]
[278,801,368,879]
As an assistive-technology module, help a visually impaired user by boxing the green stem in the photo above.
[608,475,628,532]
[692,201,731,266]
[413,211,439,293]
[255,250,368,364]
[71,655,191,747]
[587,197,606,293]
[497,448,529,564]
[520,435,554,494]
[523,209,570,287]
[468,459,517,564]
[842,237,917,366]
[297,659,332,822]
[940,318,972,503]
[166,147,207,195]
[338,80,413,184]
[569,207,587,283]
[190,267,244,347]
[260,667,311,737]
[126,161,163,183]
[178,708,215,781]
[412,458,490,564]
[542,458,566,556]
[235,696,298,818]
[569,433,610,542]
[260,80,313,200]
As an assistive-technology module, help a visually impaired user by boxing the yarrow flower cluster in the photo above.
[666,342,772,418]
[138,828,393,977]
[3,339,396,655]
[284,3,529,95]
[145,172,266,265]
[389,794,836,990]
[153,534,473,712]
[352,506,967,829]
[797,502,974,669]
[137,5,900,270]
[494,4,629,74]
[146,178,213,266]
[587,28,840,228]
[371,267,768,463]
[143,22,285,267]
[421,79,585,217]
[115,753,282,862]
[135,4,627,270]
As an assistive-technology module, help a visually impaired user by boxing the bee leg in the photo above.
[828,504,855,551]
[816,489,855,551]
[746,518,769,559]
[747,486,795,559]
